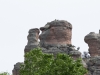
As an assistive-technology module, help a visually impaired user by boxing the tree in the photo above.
[20,48,87,75]
[0,72,10,75]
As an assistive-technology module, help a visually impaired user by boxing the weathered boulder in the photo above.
[24,28,40,53]
[39,20,72,48]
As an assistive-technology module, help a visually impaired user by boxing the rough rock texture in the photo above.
[86,57,100,75]
[12,62,23,75]
[41,45,81,59]
[39,20,81,59]
[84,30,100,75]
[24,28,40,53]
[12,20,85,75]
[39,20,72,48]
[84,31,100,57]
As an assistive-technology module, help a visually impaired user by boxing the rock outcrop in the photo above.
[39,20,81,59]
[41,44,81,59]
[84,30,100,75]
[12,62,23,75]
[87,57,100,75]
[84,31,100,57]
[24,28,40,53]
[12,19,100,75]
[12,20,84,75]
[39,20,72,48]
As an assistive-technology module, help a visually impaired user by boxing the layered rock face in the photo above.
[24,28,40,53]
[84,31,100,57]
[39,20,72,47]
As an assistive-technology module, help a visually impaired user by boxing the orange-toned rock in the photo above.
[39,20,72,47]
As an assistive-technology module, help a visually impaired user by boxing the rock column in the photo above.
[24,28,40,53]
[84,30,100,75]
[84,31,100,57]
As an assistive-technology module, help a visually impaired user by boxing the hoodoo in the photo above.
[39,20,72,47]
[84,31,100,57]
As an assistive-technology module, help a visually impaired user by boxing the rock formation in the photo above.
[84,31,100,57]
[12,19,100,75]
[12,20,84,75]
[84,30,100,75]
[12,62,23,75]
[39,20,81,59]
[24,28,40,53]
[39,20,72,48]
[86,56,100,75]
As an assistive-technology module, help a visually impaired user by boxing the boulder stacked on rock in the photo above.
[39,20,81,59]
[84,31,100,57]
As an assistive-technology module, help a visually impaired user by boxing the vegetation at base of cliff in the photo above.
[20,48,87,75]
[0,72,10,75]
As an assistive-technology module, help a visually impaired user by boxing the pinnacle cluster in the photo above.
[12,20,100,75]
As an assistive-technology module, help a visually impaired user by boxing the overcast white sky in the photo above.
[0,0,100,74]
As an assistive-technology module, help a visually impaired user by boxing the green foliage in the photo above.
[20,48,87,75]
[0,72,10,75]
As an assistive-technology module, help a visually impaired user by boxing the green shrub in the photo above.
[20,48,87,75]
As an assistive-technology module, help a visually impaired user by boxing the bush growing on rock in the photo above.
[20,48,87,75]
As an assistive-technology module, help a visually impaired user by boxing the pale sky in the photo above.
[0,0,100,74]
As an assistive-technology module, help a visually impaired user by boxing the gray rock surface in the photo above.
[13,62,23,70]
[84,30,100,57]
[12,62,23,75]
[85,32,100,42]
[24,28,40,53]
[41,45,81,59]
[87,56,100,75]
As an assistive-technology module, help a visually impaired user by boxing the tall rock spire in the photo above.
[24,28,40,53]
